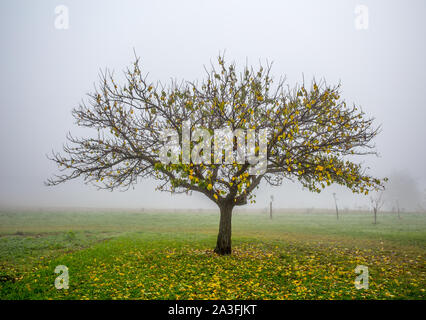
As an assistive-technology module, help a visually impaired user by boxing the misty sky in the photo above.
[0,0,425,210]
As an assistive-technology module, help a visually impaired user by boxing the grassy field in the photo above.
[0,209,425,300]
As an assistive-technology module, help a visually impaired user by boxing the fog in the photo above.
[0,0,425,211]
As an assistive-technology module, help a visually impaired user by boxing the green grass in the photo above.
[0,209,425,299]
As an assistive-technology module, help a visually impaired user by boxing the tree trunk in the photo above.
[214,203,233,255]
[374,208,377,224]
[269,201,273,219]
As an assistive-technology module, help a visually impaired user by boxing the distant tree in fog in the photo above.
[269,195,274,220]
[332,192,339,220]
[370,192,384,224]
[384,172,422,213]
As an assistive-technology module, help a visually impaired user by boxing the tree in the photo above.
[332,192,339,220]
[384,171,422,213]
[370,192,384,224]
[47,54,386,255]
[269,195,274,220]
[395,199,401,219]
